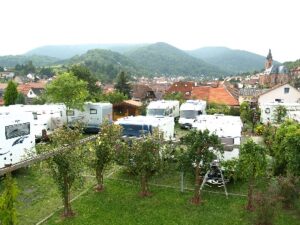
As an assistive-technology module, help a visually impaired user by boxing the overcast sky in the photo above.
[0,0,299,62]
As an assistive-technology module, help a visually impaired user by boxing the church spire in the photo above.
[266,49,272,60]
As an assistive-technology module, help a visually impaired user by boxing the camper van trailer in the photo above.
[67,102,113,133]
[8,104,67,139]
[260,102,300,124]
[192,115,243,161]
[115,116,175,141]
[179,100,206,129]
[0,108,35,168]
[146,100,180,119]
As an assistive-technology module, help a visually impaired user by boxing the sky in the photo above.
[0,0,299,62]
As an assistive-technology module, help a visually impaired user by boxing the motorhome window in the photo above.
[5,122,30,139]
[32,112,38,120]
[147,109,165,116]
[198,110,203,115]
[90,109,97,114]
[121,124,151,137]
[67,110,74,116]
[180,110,196,119]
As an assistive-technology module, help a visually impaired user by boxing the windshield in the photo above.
[121,124,152,137]
[180,110,196,119]
[147,109,165,116]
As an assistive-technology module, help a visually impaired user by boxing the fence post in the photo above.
[180,171,184,193]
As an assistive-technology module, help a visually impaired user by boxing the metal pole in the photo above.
[180,171,184,192]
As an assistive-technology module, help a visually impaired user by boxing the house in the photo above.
[257,83,300,105]
[259,49,290,87]
[165,81,197,99]
[17,82,46,104]
[131,84,156,102]
[0,71,14,79]
[239,88,268,105]
[102,84,115,94]
[113,100,143,121]
[192,84,239,106]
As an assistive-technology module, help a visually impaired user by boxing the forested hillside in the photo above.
[125,42,227,76]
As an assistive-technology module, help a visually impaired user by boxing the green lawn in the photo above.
[1,164,299,225]
[45,179,300,225]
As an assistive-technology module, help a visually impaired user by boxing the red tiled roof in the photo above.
[192,85,239,106]
[190,86,210,101]
[17,82,46,95]
[166,81,196,99]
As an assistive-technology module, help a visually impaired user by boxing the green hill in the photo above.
[187,47,280,74]
[0,55,59,67]
[283,59,300,70]
[25,44,146,59]
[61,49,142,82]
[125,42,227,76]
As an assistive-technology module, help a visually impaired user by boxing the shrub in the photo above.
[277,176,299,209]
[254,124,265,135]
[251,181,279,225]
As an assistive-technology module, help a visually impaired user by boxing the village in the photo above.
[0,48,300,225]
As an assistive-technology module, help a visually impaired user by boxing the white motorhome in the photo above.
[7,104,67,139]
[192,114,243,161]
[260,102,300,124]
[0,108,35,168]
[146,100,180,119]
[179,100,206,129]
[115,116,175,141]
[67,102,113,133]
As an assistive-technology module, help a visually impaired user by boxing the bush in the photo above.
[277,176,299,209]
[254,124,265,135]
[252,181,279,225]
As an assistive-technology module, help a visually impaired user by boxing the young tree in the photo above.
[272,120,300,176]
[98,91,128,104]
[180,129,222,204]
[123,130,164,197]
[114,71,131,98]
[273,105,287,124]
[15,92,25,104]
[38,127,85,218]
[45,72,89,123]
[70,65,101,98]
[92,121,123,191]
[0,173,19,225]
[238,139,267,211]
[3,80,18,106]
[163,92,185,105]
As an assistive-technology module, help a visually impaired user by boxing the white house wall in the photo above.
[258,84,300,105]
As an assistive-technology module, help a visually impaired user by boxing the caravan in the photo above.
[67,102,112,133]
[179,100,206,129]
[146,100,180,119]
[192,115,243,161]
[115,116,175,141]
[260,102,300,124]
[7,104,66,139]
[0,108,35,168]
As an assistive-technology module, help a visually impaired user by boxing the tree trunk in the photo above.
[95,166,104,192]
[140,174,150,197]
[191,165,202,205]
[246,176,254,211]
[62,175,74,218]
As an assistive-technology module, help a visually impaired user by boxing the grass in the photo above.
[1,164,299,225]
[45,179,300,225]
[0,163,95,225]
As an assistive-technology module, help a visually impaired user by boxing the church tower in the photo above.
[265,49,273,69]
